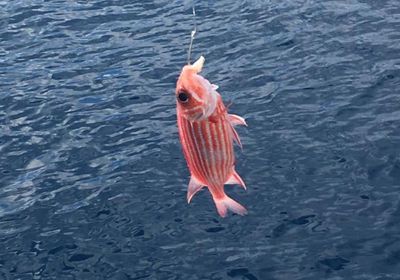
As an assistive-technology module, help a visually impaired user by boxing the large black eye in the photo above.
[178,92,189,103]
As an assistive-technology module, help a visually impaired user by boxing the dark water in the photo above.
[1,0,400,279]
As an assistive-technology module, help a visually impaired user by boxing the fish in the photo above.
[175,56,248,217]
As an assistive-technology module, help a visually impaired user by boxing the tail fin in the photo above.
[213,195,247,218]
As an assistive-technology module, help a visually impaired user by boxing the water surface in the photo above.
[1,0,400,279]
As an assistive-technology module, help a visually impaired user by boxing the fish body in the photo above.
[175,56,247,217]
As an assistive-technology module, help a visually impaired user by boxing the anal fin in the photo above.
[187,176,204,203]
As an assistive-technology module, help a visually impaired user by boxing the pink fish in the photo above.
[175,56,248,217]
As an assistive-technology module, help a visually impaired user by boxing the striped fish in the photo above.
[176,56,247,217]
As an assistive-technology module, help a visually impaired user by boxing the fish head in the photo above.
[176,56,218,121]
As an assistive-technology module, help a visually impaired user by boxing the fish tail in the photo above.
[213,194,247,218]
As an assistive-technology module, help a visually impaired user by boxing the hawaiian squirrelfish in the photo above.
[176,56,247,217]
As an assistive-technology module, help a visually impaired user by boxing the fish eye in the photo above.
[178,92,189,103]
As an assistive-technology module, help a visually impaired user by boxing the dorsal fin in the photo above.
[225,170,246,189]
[230,124,242,148]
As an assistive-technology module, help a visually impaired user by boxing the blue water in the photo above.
[1,0,400,279]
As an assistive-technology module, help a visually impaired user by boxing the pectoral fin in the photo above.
[228,114,247,126]
[227,114,246,148]
[212,84,219,90]
[187,176,204,203]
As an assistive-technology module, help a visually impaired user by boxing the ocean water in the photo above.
[1,0,400,279]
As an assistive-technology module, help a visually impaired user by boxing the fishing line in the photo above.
[187,0,197,65]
